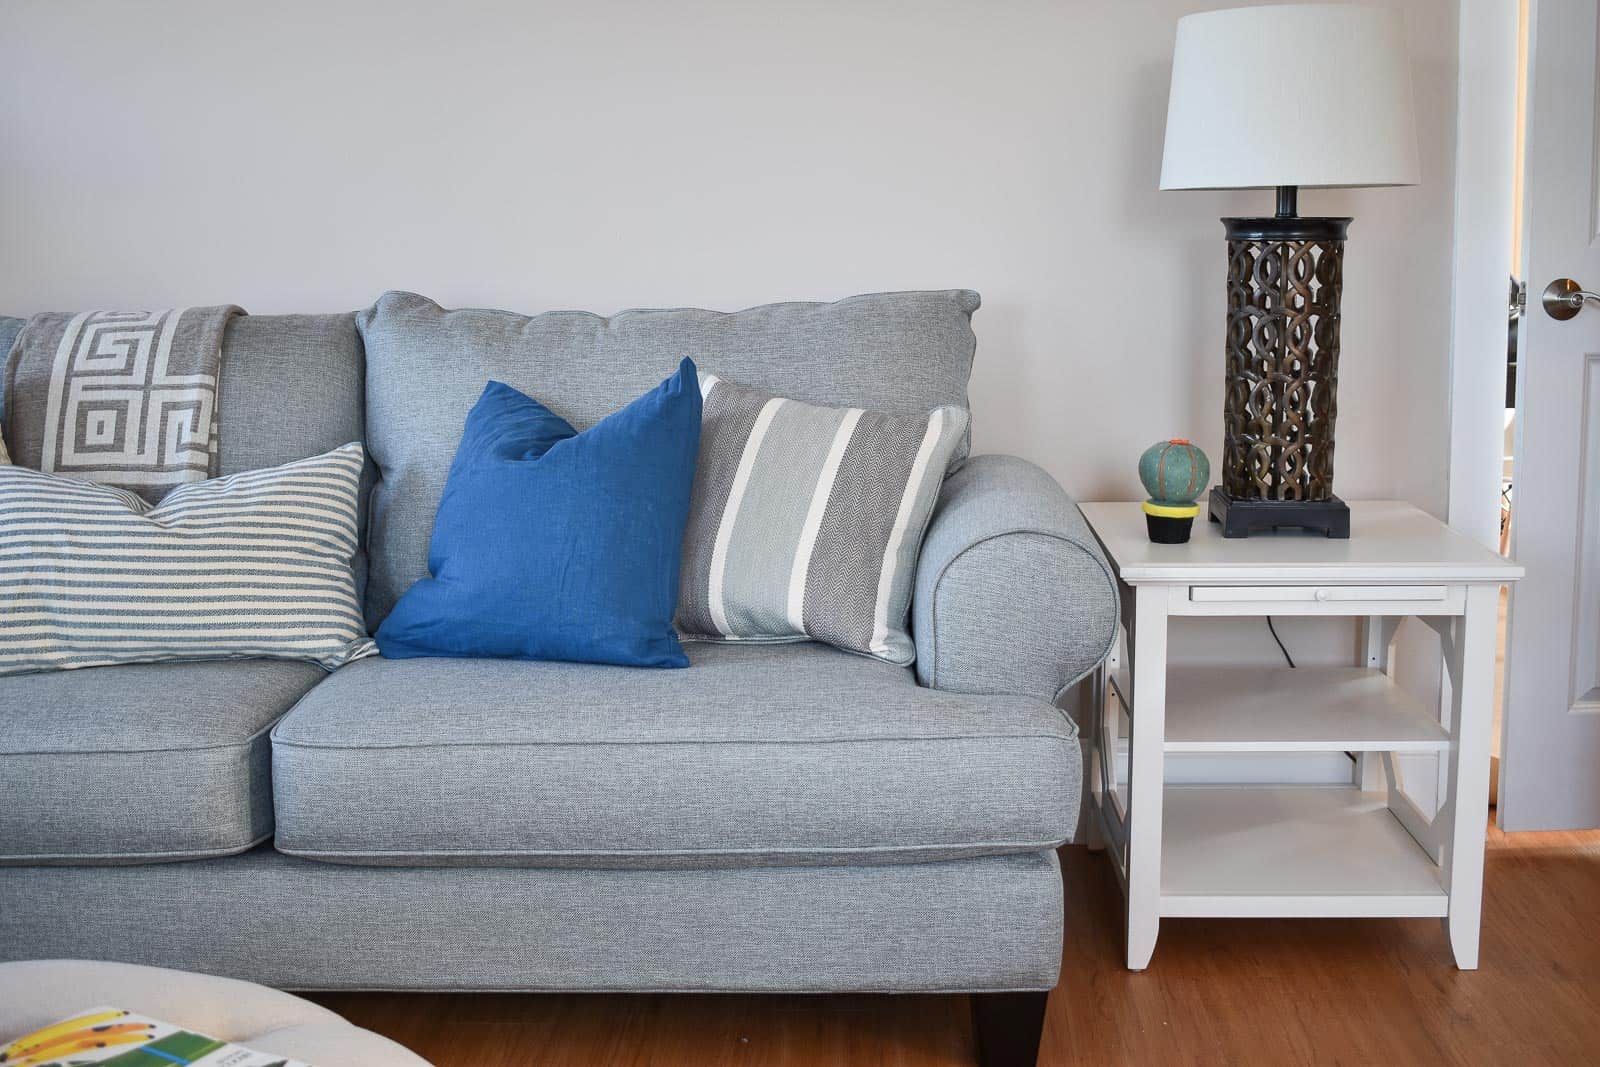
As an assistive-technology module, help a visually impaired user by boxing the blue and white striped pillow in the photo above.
[0,443,377,676]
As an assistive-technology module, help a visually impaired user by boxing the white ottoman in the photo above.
[0,960,431,1066]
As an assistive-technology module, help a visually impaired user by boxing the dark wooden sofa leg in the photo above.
[972,991,1049,1067]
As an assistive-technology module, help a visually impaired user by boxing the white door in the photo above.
[1501,0,1600,829]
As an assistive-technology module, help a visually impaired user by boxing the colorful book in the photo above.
[0,1007,309,1067]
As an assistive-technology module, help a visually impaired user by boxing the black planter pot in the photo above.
[1142,501,1200,544]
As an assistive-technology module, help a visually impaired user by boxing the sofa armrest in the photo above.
[913,455,1118,703]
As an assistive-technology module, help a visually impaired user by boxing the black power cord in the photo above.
[1266,616,1296,668]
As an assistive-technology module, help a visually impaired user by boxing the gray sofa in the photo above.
[0,292,1117,1067]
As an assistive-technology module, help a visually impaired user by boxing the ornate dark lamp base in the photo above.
[1215,185,1352,538]
[1209,487,1350,538]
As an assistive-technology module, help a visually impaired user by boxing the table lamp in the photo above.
[1160,3,1420,537]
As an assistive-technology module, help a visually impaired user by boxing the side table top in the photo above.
[1079,501,1523,584]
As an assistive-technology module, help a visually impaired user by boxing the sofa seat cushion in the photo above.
[0,659,326,864]
[270,642,1080,868]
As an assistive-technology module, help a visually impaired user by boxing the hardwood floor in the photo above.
[309,819,1600,1066]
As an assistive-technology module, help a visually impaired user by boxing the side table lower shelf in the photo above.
[1161,785,1447,918]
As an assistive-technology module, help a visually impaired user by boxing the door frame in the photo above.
[1446,0,1520,555]
[1445,0,1520,816]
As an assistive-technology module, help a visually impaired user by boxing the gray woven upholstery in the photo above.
[214,314,365,477]
[0,659,325,864]
[0,317,23,417]
[357,290,979,626]
[272,641,1080,867]
[914,455,1119,702]
[0,846,1065,992]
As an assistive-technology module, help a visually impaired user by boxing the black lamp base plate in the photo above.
[1208,488,1351,539]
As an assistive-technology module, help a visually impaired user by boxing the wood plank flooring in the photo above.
[308,818,1600,1066]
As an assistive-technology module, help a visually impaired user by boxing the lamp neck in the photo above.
[1275,185,1299,219]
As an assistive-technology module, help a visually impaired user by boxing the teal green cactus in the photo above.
[1139,439,1209,505]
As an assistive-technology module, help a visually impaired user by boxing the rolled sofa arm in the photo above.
[913,455,1119,704]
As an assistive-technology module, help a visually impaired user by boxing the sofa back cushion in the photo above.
[213,314,366,477]
[357,289,980,628]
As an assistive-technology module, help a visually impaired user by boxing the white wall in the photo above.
[0,0,1461,671]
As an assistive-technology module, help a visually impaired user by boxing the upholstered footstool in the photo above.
[0,959,430,1066]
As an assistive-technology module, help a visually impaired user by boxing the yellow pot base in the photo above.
[1142,501,1201,519]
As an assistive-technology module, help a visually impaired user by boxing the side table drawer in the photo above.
[1180,584,1464,616]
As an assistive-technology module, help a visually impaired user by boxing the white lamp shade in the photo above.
[1159,4,1420,190]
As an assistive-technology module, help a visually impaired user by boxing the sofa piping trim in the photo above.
[0,831,274,866]
[268,726,1078,751]
[272,833,1075,863]
[3,707,290,758]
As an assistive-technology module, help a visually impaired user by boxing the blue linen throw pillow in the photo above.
[376,359,702,668]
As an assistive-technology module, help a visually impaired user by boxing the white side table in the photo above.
[1078,501,1523,971]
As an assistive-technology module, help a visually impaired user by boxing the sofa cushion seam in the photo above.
[268,731,1079,752]
[0,831,273,864]
[2,725,279,758]
[273,837,1072,860]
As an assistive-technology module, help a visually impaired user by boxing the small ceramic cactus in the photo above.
[1138,439,1210,543]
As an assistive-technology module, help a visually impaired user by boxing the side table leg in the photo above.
[1443,585,1500,970]
[1080,671,1105,852]
[1125,585,1168,971]
[1357,616,1399,792]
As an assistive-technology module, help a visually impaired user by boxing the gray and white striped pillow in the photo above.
[0,443,376,676]
[676,375,967,665]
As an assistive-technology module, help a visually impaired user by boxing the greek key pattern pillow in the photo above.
[676,374,966,664]
[0,443,376,676]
